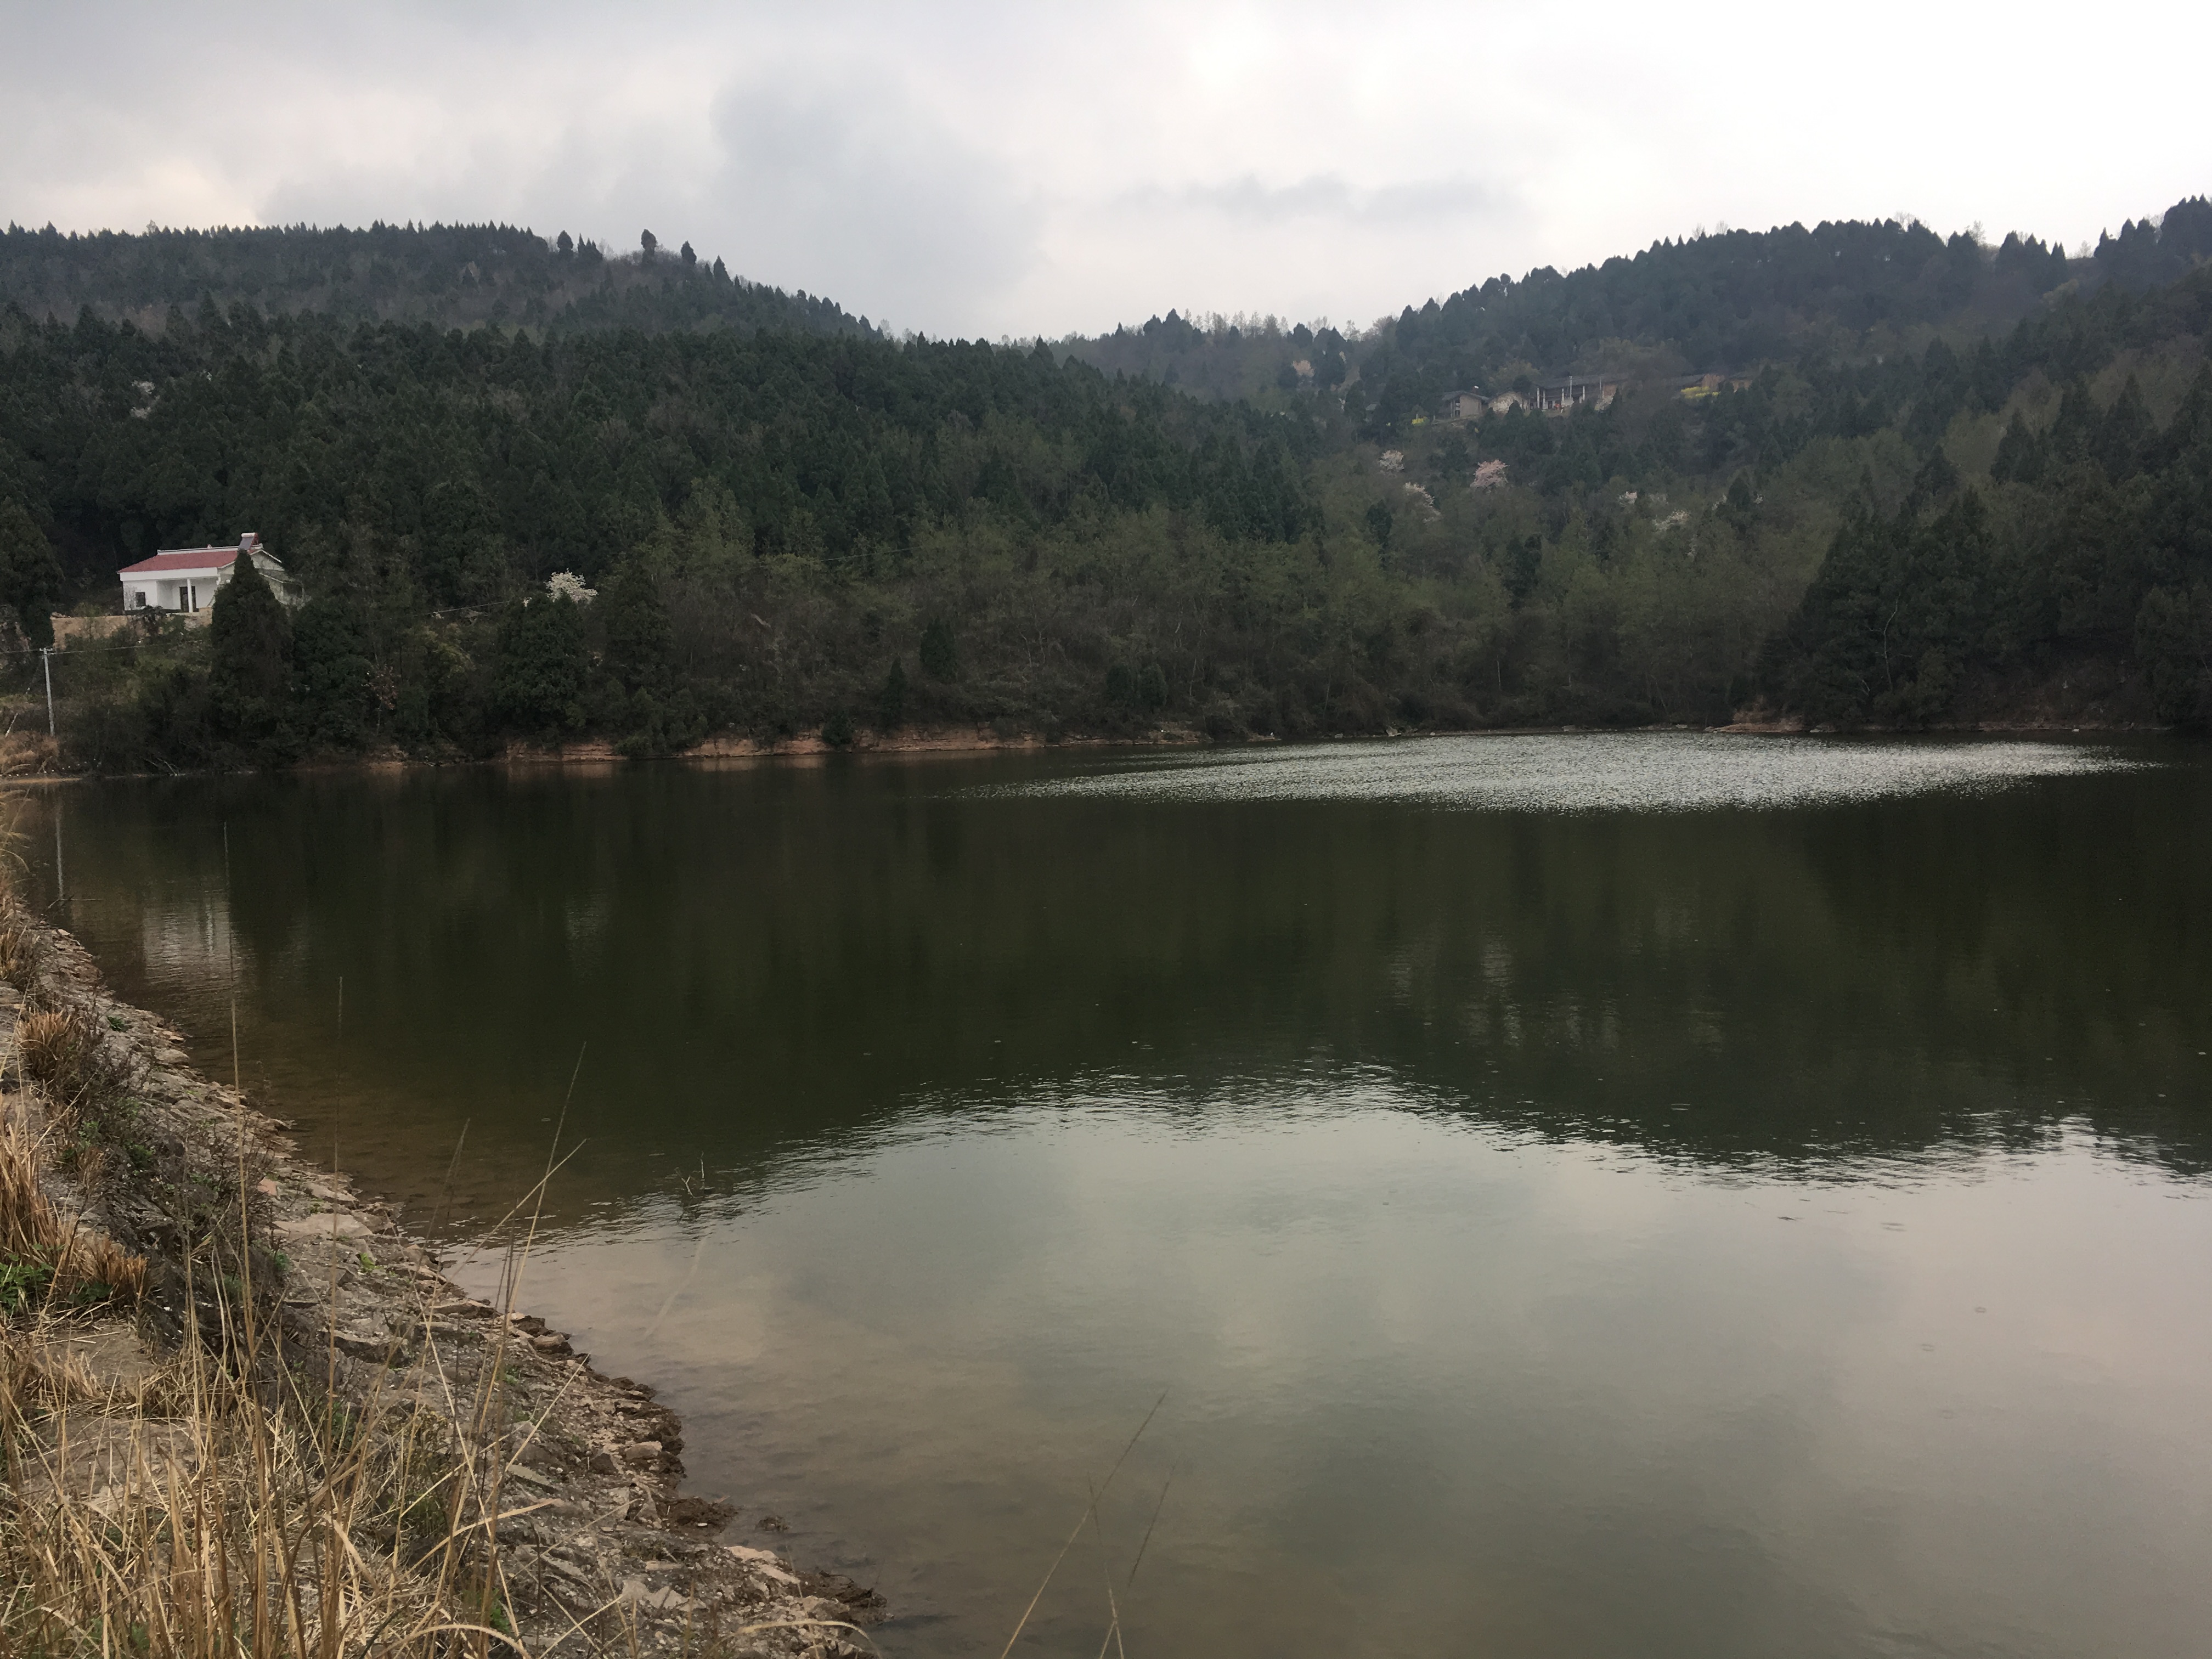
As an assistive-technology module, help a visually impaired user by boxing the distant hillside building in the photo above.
[1439,389,1488,421]
[118,534,301,614]
[1533,375,1622,414]
[1670,371,1756,400]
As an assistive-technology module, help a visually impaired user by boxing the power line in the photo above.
[0,639,178,659]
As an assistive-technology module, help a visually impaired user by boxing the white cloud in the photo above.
[1,0,2207,337]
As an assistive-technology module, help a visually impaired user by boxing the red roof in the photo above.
[120,548,244,576]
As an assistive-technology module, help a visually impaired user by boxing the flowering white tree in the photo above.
[545,571,596,605]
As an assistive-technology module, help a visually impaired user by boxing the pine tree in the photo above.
[492,594,588,735]
[2097,377,2151,482]
[919,618,959,681]
[2135,585,2212,727]
[600,558,671,693]
[1138,663,1169,712]
[289,596,373,747]
[1990,411,2042,483]
[877,658,908,730]
[0,498,65,647]
[208,548,294,751]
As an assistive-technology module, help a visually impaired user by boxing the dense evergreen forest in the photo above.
[0,221,872,340]
[1066,200,2212,420]
[0,202,2207,769]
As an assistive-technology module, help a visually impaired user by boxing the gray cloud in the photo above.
[1128,172,1520,229]
[700,76,1044,333]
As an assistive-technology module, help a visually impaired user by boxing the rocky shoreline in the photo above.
[5,918,885,1656]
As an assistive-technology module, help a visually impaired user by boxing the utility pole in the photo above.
[40,646,54,736]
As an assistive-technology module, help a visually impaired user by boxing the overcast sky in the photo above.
[4,1,2207,338]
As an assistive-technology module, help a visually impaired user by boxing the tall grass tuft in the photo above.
[18,1008,98,1097]
[16,1003,144,1146]
[0,1287,531,1658]
[0,915,43,984]
[0,1114,148,1309]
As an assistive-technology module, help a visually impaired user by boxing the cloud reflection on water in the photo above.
[991,732,2143,812]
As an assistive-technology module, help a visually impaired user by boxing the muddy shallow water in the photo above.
[19,733,2212,1658]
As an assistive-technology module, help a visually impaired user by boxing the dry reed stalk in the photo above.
[0,1111,50,1259]
[0,792,21,907]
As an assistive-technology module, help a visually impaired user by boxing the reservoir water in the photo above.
[16,733,2212,1658]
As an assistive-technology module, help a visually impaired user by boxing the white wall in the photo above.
[124,573,220,611]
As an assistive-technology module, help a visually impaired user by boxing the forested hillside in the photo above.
[1065,199,2212,430]
[0,199,2207,770]
[0,221,873,339]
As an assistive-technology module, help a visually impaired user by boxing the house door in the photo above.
[182,582,197,612]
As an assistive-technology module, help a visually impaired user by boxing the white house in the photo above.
[1533,375,1622,415]
[117,534,302,614]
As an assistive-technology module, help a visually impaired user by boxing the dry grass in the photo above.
[0,916,43,984]
[0,1037,537,1657]
[0,1114,149,1309]
[0,1290,529,1658]
[18,1008,96,1090]
[0,731,60,779]
[16,1003,143,1138]
[0,1184,797,1659]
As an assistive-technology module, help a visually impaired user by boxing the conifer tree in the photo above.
[492,594,588,735]
[600,558,671,693]
[208,548,294,751]
[0,498,65,648]
[919,619,959,681]
[878,657,908,730]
